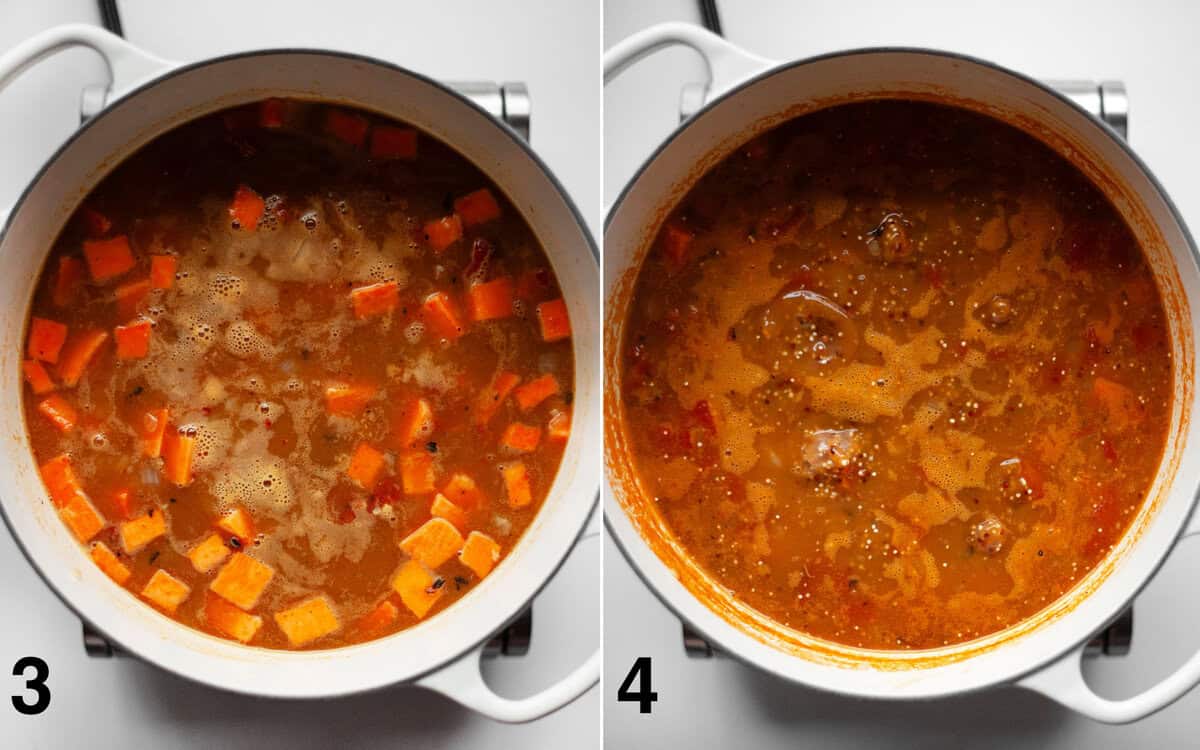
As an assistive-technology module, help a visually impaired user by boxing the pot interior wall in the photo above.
[604,49,1200,698]
[0,51,599,698]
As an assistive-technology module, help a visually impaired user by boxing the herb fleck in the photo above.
[426,441,438,454]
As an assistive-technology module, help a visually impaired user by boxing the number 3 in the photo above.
[616,656,658,714]
[12,656,50,715]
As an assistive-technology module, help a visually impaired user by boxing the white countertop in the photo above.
[0,1,600,747]
[604,0,1200,747]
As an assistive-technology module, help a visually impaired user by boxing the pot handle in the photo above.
[603,21,774,100]
[416,529,600,723]
[1018,521,1200,723]
[0,23,172,104]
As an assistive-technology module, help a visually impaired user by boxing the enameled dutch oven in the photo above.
[604,22,1200,723]
[0,24,599,723]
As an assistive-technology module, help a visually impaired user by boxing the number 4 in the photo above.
[616,656,658,714]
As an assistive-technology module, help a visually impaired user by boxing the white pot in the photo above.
[604,23,1200,724]
[0,25,599,722]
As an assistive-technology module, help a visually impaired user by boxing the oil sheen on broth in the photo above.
[620,101,1171,650]
[24,99,574,649]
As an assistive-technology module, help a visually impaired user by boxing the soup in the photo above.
[23,99,573,649]
[618,100,1172,650]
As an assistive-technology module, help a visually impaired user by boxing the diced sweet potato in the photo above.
[205,592,263,643]
[421,291,466,340]
[440,473,485,509]
[150,254,177,289]
[424,215,463,252]
[357,599,398,635]
[28,317,67,364]
[399,451,436,495]
[430,493,468,532]
[52,257,83,307]
[60,492,105,543]
[548,409,571,442]
[1092,376,1145,431]
[459,531,501,578]
[391,397,434,449]
[217,506,255,544]
[229,184,265,231]
[22,360,56,395]
[142,569,191,614]
[80,206,112,237]
[325,109,369,148]
[119,510,165,554]
[500,422,541,453]
[466,277,515,322]
[274,596,340,647]
[391,559,443,619]
[90,541,131,585]
[536,298,571,342]
[258,98,286,128]
[474,371,520,426]
[502,462,533,508]
[162,427,195,486]
[82,235,135,283]
[109,488,134,520]
[399,517,464,568]
[348,442,387,491]
[58,329,109,387]
[37,395,77,432]
[114,319,152,359]
[141,408,169,458]
[114,277,151,320]
[454,188,501,227]
[513,374,560,411]
[188,533,231,573]
[40,454,84,508]
[350,281,399,319]
[324,382,377,416]
[210,553,275,611]
[660,224,695,268]
[369,125,417,159]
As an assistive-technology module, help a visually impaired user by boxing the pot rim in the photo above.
[0,45,599,698]
[603,44,1200,697]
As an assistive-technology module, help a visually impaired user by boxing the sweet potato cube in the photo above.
[60,492,105,543]
[473,371,520,426]
[141,408,169,458]
[258,98,286,128]
[459,531,501,579]
[210,553,275,611]
[369,125,418,159]
[399,517,464,569]
[430,493,468,532]
[453,188,501,227]
[37,395,78,433]
[348,442,387,491]
[162,427,195,486]
[90,541,131,585]
[324,382,377,416]
[188,533,231,573]
[110,488,134,520]
[150,255,177,289]
[325,109,369,148]
[548,409,571,442]
[141,569,191,614]
[421,291,466,341]
[466,277,515,322]
[28,317,67,364]
[114,319,152,359]
[274,596,340,647]
[440,473,484,509]
[502,462,533,508]
[114,277,151,320]
[119,510,165,554]
[80,206,112,237]
[58,329,109,387]
[424,215,463,252]
[40,454,84,508]
[229,184,265,231]
[350,281,399,320]
[217,506,255,544]
[82,235,135,283]
[500,422,541,453]
[391,397,434,449]
[22,360,56,395]
[357,599,398,635]
[205,592,263,643]
[536,298,571,342]
[513,374,560,411]
[661,224,695,268]
[391,559,443,619]
[52,256,83,307]
[399,451,436,495]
